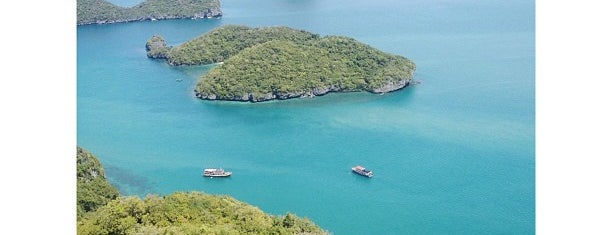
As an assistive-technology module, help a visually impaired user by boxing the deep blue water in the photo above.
[77,0,534,234]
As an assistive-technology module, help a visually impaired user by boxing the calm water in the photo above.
[77,0,534,234]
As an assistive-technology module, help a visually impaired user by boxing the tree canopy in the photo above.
[148,25,320,65]
[77,147,120,219]
[77,192,327,235]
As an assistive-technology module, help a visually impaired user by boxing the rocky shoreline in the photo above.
[194,70,415,103]
[77,0,223,26]
[77,8,222,26]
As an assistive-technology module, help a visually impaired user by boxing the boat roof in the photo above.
[204,168,221,171]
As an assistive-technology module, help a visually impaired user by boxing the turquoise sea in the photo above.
[77,0,534,234]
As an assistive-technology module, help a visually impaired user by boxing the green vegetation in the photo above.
[147,25,416,102]
[76,147,327,234]
[77,192,327,235]
[155,25,320,65]
[77,0,222,25]
[196,37,415,101]
[77,147,120,219]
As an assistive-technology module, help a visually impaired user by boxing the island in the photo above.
[77,0,222,25]
[77,147,328,234]
[146,25,416,102]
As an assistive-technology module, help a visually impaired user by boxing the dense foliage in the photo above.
[77,192,327,235]
[76,147,327,234]
[195,37,415,101]
[147,25,415,101]
[156,25,320,65]
[77,147,120,219]
[77,0,222,25]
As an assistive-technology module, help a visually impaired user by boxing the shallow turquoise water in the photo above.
[78,0,534,234]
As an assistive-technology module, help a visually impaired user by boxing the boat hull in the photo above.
[352,170,373,178]
[204,173,232,177]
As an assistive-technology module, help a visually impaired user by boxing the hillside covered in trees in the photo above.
[77,147,120,219]
[146,25,320,65]
[77,0,222,25]
[76,147,327,234]
[146,25,416,102]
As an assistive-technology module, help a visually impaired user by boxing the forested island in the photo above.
[76,147,327,234]
[146,25,416,102]
[77,0,222,25]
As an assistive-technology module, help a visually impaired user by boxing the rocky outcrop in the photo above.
[371,70,415,93]
[145,35,170,59]
[194,76,415,103]
[192,8,223,19]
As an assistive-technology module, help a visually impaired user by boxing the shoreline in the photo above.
[77,13,222,26]
[194,74,416,103]
[77,0,223,26]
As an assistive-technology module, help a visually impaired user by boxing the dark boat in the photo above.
[203,168,232,177]
[352,165,373,178]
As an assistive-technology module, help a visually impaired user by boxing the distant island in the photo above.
[77,0,222,25]
[146,25,416,102]
[76,147,328,234]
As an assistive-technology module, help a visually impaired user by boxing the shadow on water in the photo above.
[105,165,154,196]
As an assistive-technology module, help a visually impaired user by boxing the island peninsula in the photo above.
[146,25,416,102]
[77,0,222,25]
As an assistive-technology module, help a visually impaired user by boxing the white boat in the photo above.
[351,165,373,178]
[203,168,232,177]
